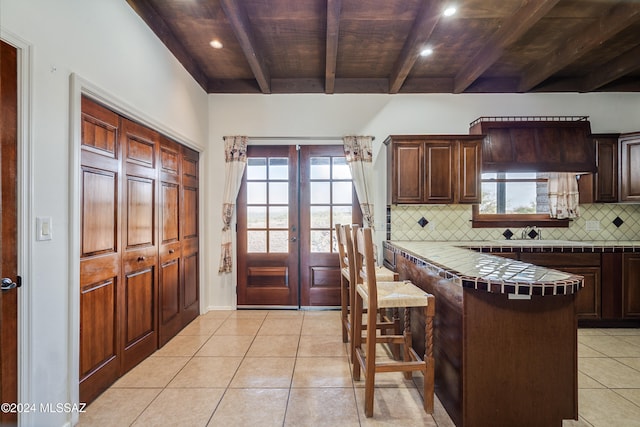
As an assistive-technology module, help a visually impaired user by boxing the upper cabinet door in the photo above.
[593,135,619,203]
[391,141,424,204]
[424,141,455,204]
[620,132,640,202]
[457,138,482,204]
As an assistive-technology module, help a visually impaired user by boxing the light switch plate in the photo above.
[36,216,52,241]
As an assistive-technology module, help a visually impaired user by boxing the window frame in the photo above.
[472,173,570,228]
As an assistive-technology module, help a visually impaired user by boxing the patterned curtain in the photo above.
[548,173,580,219]
[343,136,375,228]
[218,136,248,274]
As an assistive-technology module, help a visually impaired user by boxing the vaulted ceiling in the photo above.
[126,0,640,94]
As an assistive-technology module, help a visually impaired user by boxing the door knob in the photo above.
[291,237,297,242]
[1,276,21,291]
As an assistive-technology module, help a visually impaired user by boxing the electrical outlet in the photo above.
[585,220,600,231]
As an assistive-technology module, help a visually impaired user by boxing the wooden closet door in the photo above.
[158,136,182,346]
[79,97,121,403]
[120,118,159,373]
[181,146,199,325]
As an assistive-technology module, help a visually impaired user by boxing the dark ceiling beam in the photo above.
[126,0,209,91]
[388,0,445,94]
[453,0,560,94]
[519,2,640,92]
[325,0,342,94]
[582,44,640,92]
[219,0,271,94]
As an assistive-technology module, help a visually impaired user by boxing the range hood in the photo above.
[469,116,596,173]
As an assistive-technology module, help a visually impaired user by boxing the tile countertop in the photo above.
[466,239,640,253]
[384,240,611,297]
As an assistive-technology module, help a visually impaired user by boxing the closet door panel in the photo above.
[181,147,199,324]
[124,268,155,344]
[120,118,158,373]
[79,97,121,403]
[125,177,154,247]
[159,138,183,345]
[160,260,180,322]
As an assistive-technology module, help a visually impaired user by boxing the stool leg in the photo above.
[364,302,377,418]
[392,308,401,360]
[352,292,363,381]
[424,298,435,414]
[340,276,349,343]
[403,307,412,380]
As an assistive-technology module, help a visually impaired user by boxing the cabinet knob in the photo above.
[169,249,175,254]
[137,256,145,262]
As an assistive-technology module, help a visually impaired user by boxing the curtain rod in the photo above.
[246,136,374,141]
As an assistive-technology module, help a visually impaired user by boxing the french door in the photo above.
[237,145,361,307]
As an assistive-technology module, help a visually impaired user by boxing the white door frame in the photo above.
[0,30,34,427]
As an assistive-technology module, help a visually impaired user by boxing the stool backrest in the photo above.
[353,226,379,308]
[336,224,356,282]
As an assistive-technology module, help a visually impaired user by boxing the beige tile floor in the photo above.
[79,310,640,427]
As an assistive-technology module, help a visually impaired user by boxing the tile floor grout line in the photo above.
[280,311,304,427]
[207,311,266,426]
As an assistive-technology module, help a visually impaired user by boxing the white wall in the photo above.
[207,92,640,309]
[1,1,208,426]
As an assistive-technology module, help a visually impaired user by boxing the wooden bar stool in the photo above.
[335,224,398,349]
[352,226,435,418]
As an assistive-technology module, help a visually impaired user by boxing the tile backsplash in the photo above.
[389,204,640,241]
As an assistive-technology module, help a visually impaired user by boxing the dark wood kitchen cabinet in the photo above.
[385,135,482,205]
[623,254,640,319]
[593,135,619,202]
[620,132,640,202]
[519,253,601,320]
[578,134,619,204]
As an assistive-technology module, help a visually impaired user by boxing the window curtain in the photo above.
[218,136,248,274]
[548,173,580,219]
[343,136,375,228]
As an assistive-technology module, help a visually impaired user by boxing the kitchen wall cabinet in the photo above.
[80,96,199,403]
[578,134,619,204]
[580,132,640,204]
[620,132,640,202]
[593,135,619,202]
[385,135,482,205]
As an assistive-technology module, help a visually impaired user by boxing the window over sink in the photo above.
[479,172,549,214]
[472,171,570,228]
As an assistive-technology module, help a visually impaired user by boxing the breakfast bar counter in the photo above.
[383,240,584,427]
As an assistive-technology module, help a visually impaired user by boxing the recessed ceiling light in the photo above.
[443,6,457,16]
[209,39,223,49]
[420,48,433,57]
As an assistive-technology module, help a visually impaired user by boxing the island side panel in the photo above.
[463,290,578,427]
[396,255,465,427]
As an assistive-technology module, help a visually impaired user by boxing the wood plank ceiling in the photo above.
[126,0,640,94]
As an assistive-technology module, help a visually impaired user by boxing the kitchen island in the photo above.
[383,241,584,427]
